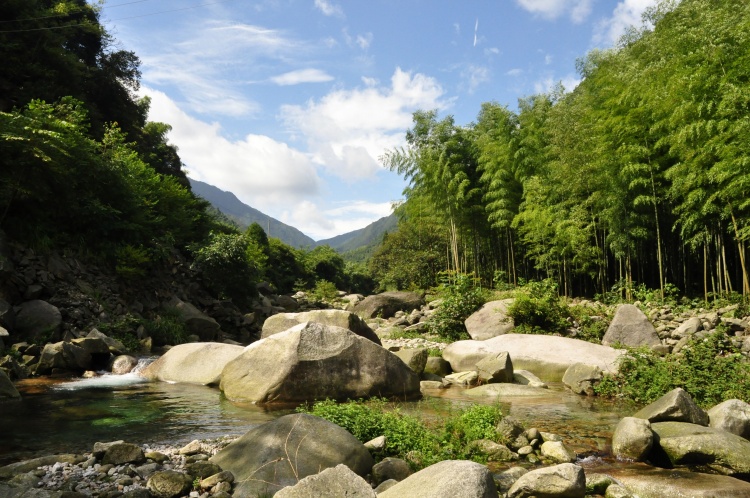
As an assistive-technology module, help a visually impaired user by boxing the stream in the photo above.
[0,366,634,470]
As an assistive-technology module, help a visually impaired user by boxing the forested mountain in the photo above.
[318,214,398,254]
[373,0,750,298]
[189,179,316,249]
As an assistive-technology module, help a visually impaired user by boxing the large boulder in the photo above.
[87,329,127,355]
[210,413,374,497]
[602,304,661,349]
[13,300,62,342]
[393,348,428,375]
[476,352,513,383]
[465,299,515,340]
[379,460,498,498]
[0,368,20,398]
[650,421,750,475]
[275,464,376,498]
[443,334,624,382]
[35,341,92,374]
[562,363,602,396]
[352,291,424,319]
[632,388,708,425]
[142,342,244,385]
[611,417,653,461]
[506,463,585,498]
[220,322,421,403]
[261,309,381,345]
[168,297,220,342]
[708,399,750,439]
[606,462,750,497]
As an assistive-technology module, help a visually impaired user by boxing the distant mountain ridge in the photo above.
[189,178,316,248]
[189,178,396,256]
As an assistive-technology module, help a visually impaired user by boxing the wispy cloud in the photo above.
[271,69,334,86]
[314,0,344,18]
[280,67,452,180]
[506,68,523,77]
[356,32,373,50]
[515,0,593,23]
[282,200,393,239]
[533,74,581,94]
[461,64,490,94]
[473,18,479,47]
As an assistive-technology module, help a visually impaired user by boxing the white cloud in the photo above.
[314,0,344,17]
[280,68,451,180]
[485,47,501,56]
[533,74,581,94]
[271,69,334,85]
[282,201,393,240]
[142,88,321,210]
[594,0,665,46]
[138,21,304,117]
[356,32,373,50]
[515,0,593,23]
[544,54,553,65]
[361,76,379,86]
[461,65,491,94]
[506,68,523,77]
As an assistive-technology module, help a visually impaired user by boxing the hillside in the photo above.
[189,178,316,249]
[318,214,398,262]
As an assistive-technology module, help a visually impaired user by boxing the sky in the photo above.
[96,0,664,241]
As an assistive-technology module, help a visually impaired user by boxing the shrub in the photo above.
[191,232,257,306]
[144,308,188,346]
[429,273,485,341]
[299,399,504,469]
[595,330,750,407]
[309,279,339,303]
[506,279,570,335]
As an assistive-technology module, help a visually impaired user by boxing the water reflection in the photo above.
[0,377,288,466]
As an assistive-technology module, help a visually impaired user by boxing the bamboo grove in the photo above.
[373,0,750,299]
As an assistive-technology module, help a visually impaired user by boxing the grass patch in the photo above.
[298,399,504,469]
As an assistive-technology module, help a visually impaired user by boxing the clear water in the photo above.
[0,371,633,468]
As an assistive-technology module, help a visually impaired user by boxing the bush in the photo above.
[506,279,569,335]
[429,273,485,341]
[299,399,504,469]
[144,308,188,346]
[595,330,750,407]
[191,232,257,306]
[308,279,339,303]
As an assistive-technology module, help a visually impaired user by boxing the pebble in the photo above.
[24,436,237,496]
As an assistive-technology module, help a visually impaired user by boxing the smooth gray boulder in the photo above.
[275,464,376,498]
[393,348,428,375]
[14,300,61,342]
[444,334,623,381]
[672,317,703,339]
[507,463,585,498]
[372,457,412,485]
[220,322,420,404]
[261,309,381,345]
[210,413,374,498]
[540,441,577,463]
[102,442,145,465]
[0,368,20,398]
[633,388,708,425]
[464,299,515,341]
[611,417,653,461]
[110,355,138,374]
[424,356,451,377]
[650,421,750,475]
[146,470,193,498]
[465,383,550,397]
[708,399,750,439]
[379,460,499,498]
[142,342,244,385]
[513,370,547,388]
[602,304,661,348]
[606,462,750,497]
[352,291,424,319]
[169,297,220,342]
[562,363,602,396]
[476,351,513,383]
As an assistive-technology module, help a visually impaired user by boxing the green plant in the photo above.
[568,304,610,344]
[428,272,485,341]
[97,314,142,352]
[507,279,569,335]
[308,279,339,303]
[298,399,505,469]
[115,244,151,278]
[144,307,188,346]
[426,348,443,357]
[595,330,750,407]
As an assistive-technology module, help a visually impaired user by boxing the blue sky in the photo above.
[98,0,662,240]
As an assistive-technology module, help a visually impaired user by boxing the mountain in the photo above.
[189,178,316,249]
[317,213,398,261]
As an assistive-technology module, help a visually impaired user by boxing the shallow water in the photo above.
[0,374,633,468]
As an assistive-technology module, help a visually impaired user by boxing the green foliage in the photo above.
[115,244,151,279]
[191,232,257,306]
[507,279,570,335]
[308,279,339,303]
[568,305,609,343]
[299,399,504,469]
[144,308,188,346]
[97,314,142,353]
[595,330,750,406]
[428,273,485,341]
